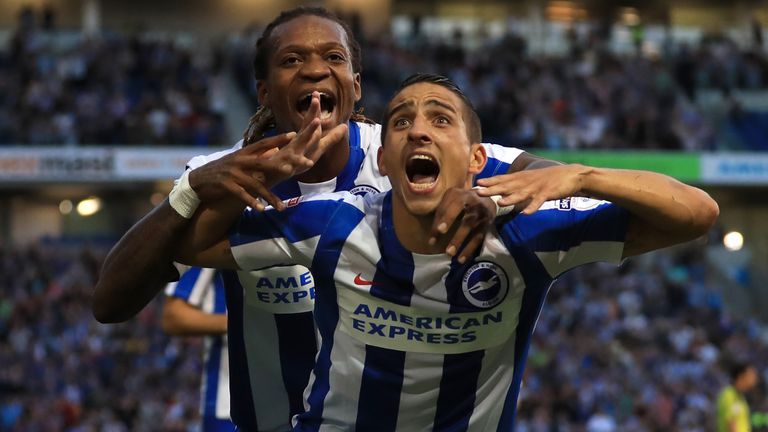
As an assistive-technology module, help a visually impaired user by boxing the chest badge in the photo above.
[461,261,509,308]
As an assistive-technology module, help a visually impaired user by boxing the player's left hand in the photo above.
[430,187,496,264]
[475,164,587,215]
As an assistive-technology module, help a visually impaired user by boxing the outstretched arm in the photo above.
[475,164,719,257]
[577,166,718,257]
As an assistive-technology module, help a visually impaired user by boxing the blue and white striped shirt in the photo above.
[229,191,628,431]
[165,268,231,422]
[187,121,524,431]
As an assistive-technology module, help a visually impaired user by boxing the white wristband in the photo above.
[489,194,515,217]
[169,170,201,219]
[474,186,515,217]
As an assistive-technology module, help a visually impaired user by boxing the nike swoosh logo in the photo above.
[354,273,375,286]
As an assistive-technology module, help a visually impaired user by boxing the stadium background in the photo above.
[1,0,767,430]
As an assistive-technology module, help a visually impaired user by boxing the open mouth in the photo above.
[296,92,336,120]
[406,154,440,190]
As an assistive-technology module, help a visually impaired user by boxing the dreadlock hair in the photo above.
[253,6,361,80]
[242,6,373,146]
[380,73,482,146]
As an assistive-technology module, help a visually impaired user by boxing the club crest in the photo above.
[461,261,509,308]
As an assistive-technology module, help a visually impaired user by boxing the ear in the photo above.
[377,146,387,175]
[257,81,269,106]
[353,73,362,102]
[468,143,487,175]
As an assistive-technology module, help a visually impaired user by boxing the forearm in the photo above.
[93,200,188,323]
[162,299,227,336]
[580,166,715,231]
[578,165,719,253]
[175,197,245,268]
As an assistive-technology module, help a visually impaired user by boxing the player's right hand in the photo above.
[430,187,496,264]
[187,92,346,212]
[188,132,296,211]
[264,92,348,190]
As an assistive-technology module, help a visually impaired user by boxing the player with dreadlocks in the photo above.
[94,7,557,431]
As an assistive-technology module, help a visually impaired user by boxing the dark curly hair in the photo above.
[252,6,362,80]
[243,6,371,145]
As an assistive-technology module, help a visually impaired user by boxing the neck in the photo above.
[294,132,350,183]
[391,195,454,255]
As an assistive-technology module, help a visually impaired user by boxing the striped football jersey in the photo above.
[186,121,524,431]
[228,191,628,431]
[165,268,232,424]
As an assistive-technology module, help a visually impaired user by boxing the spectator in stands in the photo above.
[1,16,227,146]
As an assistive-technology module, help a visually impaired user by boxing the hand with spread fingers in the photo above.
[474,164,588,215]
[188,133,294,211]
[429,187,496,264]
[189,92,347,212]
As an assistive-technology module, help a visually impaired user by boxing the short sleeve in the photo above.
[502,197,629,278]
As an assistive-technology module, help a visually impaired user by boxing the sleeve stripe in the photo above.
[231,236,319,271]
[189,268,216,306]
[232,195,363,246]
[535,241,625,277]
[481,144,523,165]
[514,202,628,252]
[166,267,206,302]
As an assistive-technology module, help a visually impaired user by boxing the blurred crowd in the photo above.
[233,21,768,152]
[1,238,767,431]
[0,7,227,146]
[517,245,768,431]
[4,8,768,150]
[0,240,203,431]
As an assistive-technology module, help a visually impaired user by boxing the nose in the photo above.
[407,116,432,145]
[300,55,331,81]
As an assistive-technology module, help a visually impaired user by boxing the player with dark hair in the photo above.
[178,73,719,430]
[93,7,559,431]
[718,361,759,432]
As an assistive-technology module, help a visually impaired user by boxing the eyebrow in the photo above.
[388,100,415,119]
[425,98,458,114]
[275,42,348,55]
[387,97,458,119]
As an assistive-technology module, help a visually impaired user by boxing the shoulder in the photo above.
[164,267,216,299]
[355,121,383,150]
[284,190,366,212]
[480,143,523,163]
[718,386,739,402]
[282,191,384,223]
[362,190,387,211]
